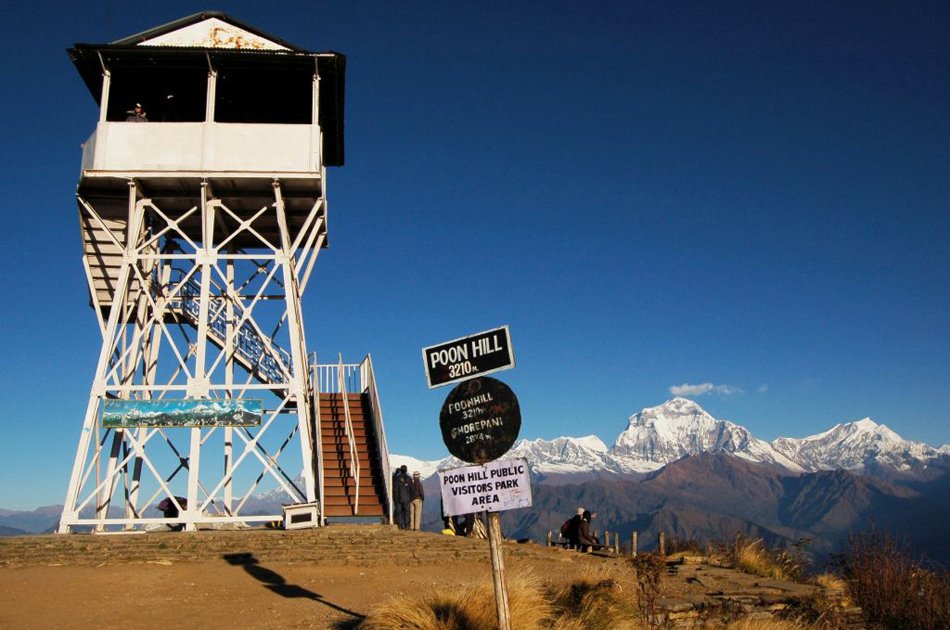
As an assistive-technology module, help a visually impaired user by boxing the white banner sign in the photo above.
[439,458,532,517]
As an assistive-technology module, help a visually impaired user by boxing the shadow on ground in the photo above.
[223,552,365,624]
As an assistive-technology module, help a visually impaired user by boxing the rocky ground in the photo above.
[0,525,853,628]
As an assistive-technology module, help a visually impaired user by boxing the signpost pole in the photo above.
[487,511,511,630]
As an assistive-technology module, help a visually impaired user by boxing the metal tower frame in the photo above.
[60,178,327,532]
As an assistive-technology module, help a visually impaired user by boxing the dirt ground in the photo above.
[0,530,632,629]
[0,526,825,629]
[2,558,499,629]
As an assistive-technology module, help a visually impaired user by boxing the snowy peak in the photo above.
[611,398,802,472]
[772,417,944,473]
[624,397,715,432]
[506,435,612,475]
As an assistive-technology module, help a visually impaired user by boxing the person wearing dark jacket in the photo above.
[564,507,584,549]
[393,464,412,529]
[578,510,599,551]
[409,470,425,531]
[125,102,148,122]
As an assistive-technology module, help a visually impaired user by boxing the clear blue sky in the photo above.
[1,1,948,510]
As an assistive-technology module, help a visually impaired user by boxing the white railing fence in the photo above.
[312,355,391,523]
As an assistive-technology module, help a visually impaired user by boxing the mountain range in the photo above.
[395,398,950,566]
[395,397,949,481]
[4,398,947,568]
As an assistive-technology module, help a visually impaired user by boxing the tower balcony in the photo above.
[81,120,322,178]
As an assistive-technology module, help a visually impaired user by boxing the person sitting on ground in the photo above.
[563,507,585,549]
[578,509,600,551]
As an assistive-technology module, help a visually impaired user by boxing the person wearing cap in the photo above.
[562,507,585,549]
[409,470,425,531]
[125,102,148,122]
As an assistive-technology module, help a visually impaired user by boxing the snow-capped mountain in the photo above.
[611,397,804,472]
[772,418,950,474]
[388,454,442,479]
[507,435,612,474]
[394,398,947,481]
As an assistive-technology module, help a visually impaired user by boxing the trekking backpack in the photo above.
[559,518,572,537]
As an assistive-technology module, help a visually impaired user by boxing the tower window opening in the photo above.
[106,64,208,123]
[214,63,312,124]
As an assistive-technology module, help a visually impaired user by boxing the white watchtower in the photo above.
[60,13,391,532]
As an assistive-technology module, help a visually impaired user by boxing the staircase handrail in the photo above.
[359,354,392,525]
[310,352,325,525]
[337,353,360,514]
[165,269,292,385]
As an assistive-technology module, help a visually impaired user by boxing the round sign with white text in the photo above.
[439,376,521,464]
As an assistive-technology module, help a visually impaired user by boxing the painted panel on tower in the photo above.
[102,398,263,428]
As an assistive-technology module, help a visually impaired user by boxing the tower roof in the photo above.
[67,12,345,166]
[108,11,303,51]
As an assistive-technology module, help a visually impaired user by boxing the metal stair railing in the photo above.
[309,353,325,525]
[336,354,360,514]
[359,354,392,524]
[168,272,292,386]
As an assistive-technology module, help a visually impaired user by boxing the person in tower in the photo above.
[409,470,425,531]
[125,102,148,122]
[393,464,413,529]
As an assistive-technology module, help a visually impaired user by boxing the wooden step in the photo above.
[322,493,385,506]
[320,429,372,439]
[323,484,380,497]
[322,454,374,465]
[322,504,385,517]
[321,441,373,452]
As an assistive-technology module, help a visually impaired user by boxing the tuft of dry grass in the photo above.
[355,570,552,630]
[726,536,809,582]
[725,618,808,630]
[549,568,639,630]
[733,538,786,580]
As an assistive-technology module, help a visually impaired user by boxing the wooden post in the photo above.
[546,530,552,547]
[604,531,610,547]
[614,534,619,554]
[659,531,666,556]
[631,531,638,557]
[487,511,511,630]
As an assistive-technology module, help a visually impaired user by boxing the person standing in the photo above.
[393,464,412,529]
[409,471,425,531]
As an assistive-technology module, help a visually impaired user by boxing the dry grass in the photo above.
[354,567,644,630]
[354,570,553,630]
[724,619,808,630]
[724,536,808,582]
[843,527,950,630]
[732,538,789,580]
[549,568,639,630]
[353,553,853,630]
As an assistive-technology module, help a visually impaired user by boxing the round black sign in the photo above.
[439,376,521,464]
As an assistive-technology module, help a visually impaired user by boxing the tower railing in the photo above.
[360,355,392,524]
[336,354,360,514]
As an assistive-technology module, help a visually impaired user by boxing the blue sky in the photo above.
[1,1,948,510]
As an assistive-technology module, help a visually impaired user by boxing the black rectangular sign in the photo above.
[422,326,515,389]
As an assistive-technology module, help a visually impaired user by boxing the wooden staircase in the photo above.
[319,393,388,519]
